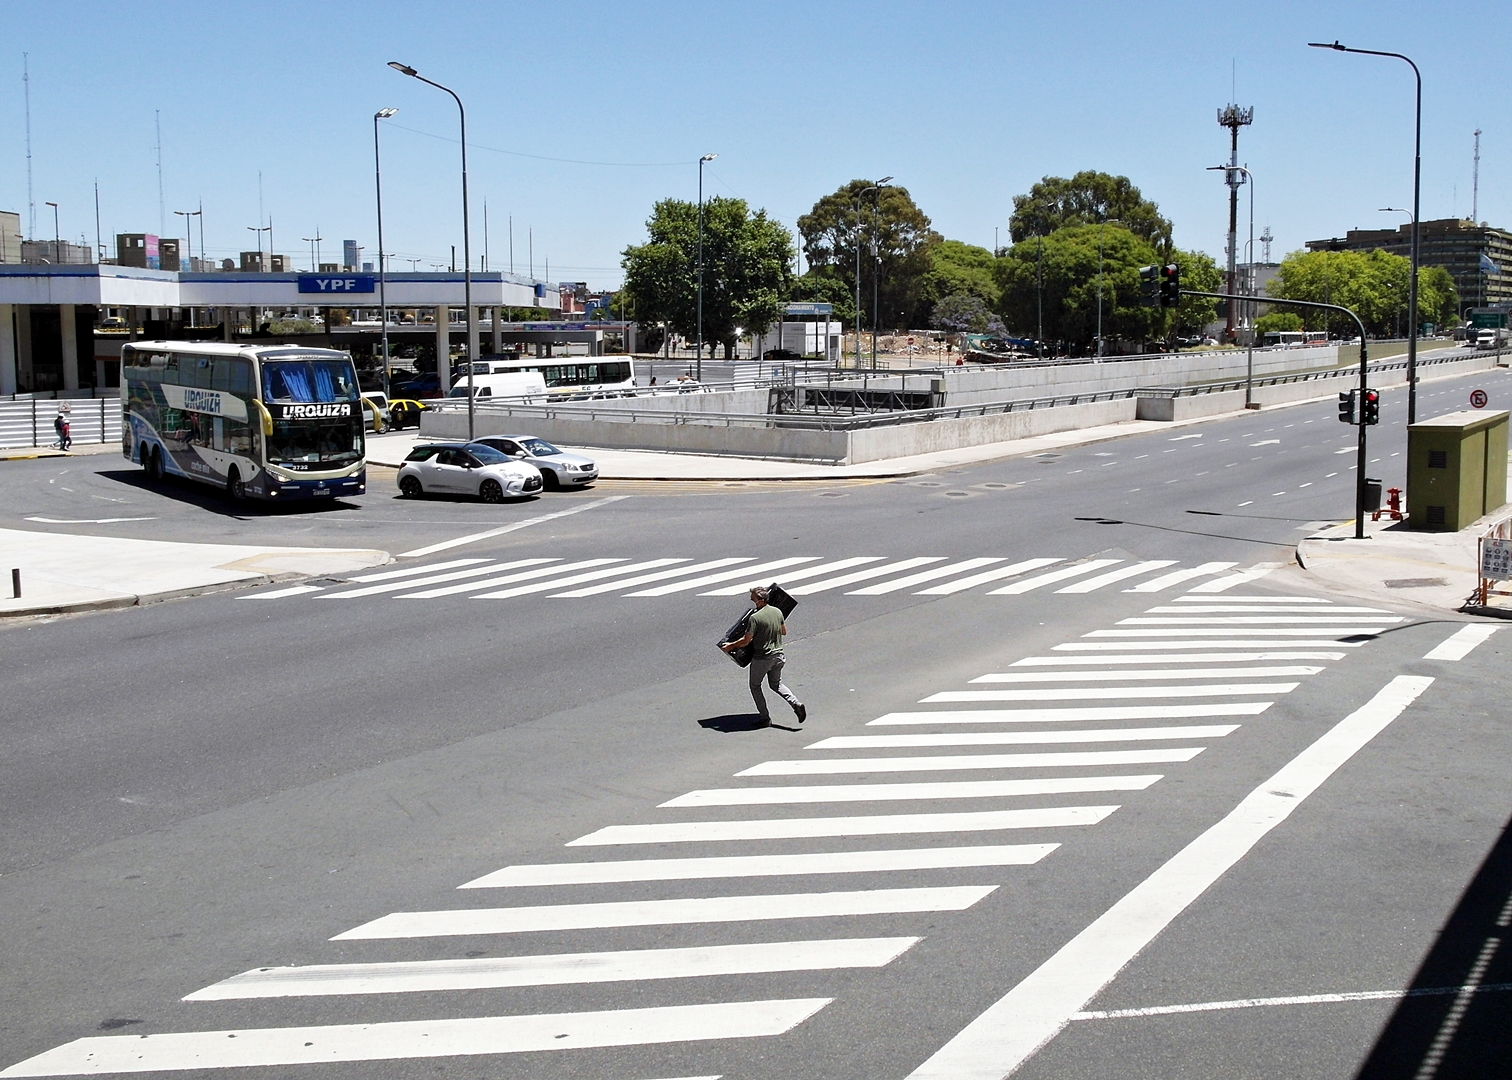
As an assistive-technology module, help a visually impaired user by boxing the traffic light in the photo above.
[1338,390,1357,424]
[1139,265,1160,307]
[1361,388,1380,425]
[1158,263,1180,307]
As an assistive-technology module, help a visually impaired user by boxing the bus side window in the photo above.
[162,355,179,382]
[229,360,253,396]
[212,359,236,392]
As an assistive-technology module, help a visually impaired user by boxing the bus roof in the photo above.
[122,341,351,360]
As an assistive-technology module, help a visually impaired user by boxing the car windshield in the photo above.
[519,438,561,456]
[466,444,511,464]
[261,359,360,403]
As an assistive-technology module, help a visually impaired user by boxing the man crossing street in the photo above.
[720,586,807,726]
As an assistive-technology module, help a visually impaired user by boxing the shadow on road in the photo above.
[98,469,361,518]
[1355,814,1512,1079]
[697,713,797,733]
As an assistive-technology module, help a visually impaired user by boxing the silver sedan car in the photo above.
[397,443,543,502]
[471,435,598,490]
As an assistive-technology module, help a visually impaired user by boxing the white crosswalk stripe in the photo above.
[989,559,1123,594]
[476,558,689,598]
[788,557,946,595]
[660,775,1163,807]
[698,557,885,595]
[916,558,1063,594]
[806,726,1238,750]
[868,703,1271,725]
[397,558,627,599]
[1123,561,1236,591]
[334,886,1000,939]
[736,747,1209,776]
[345,558,491,582]
[628,556,824,596]
[1012,652,1345,665]
[322,558,560,598]
[923,683,1300,702]
[1188,562,1282,591]
[848,557,1006,594]
[187,938,919,1000]
[551,557,756,596]
[1056,561,1176,593]
[970,666,1322,682]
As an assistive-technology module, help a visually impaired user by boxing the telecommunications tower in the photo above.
[1217,103,1254,341]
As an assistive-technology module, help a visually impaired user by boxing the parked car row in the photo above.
[396,436,598,502]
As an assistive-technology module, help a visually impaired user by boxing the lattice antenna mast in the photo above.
[1472,129,1482,223]
[1217,104,1253,341]
[1260,226,1273,264]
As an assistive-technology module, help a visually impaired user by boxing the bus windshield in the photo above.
[268,417,363,464]
[262,359,361,403]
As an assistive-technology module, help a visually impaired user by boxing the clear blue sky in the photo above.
[2,0,1506,290]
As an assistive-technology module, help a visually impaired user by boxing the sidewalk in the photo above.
[0,529,388,617]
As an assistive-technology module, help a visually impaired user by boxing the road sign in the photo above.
[1481,537,1512,580]
[1471,389,1489,409]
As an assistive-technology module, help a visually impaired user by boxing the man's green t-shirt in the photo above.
[749,605,786,655]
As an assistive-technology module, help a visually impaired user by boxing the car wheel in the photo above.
[479,479,505,503]
[226,466,245,501]
[399,475,423,499]
[540,469,560,491]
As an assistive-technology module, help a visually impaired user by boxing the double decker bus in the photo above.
[122,341,366,501]
[461,354,636,397]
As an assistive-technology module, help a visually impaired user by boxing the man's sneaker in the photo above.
[795,703,807,724]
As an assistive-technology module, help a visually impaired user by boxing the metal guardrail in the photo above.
[0,392,121,449]
[1134,348,1503,399]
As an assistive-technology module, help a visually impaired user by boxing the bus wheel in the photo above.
[145,446,163,482]
[399,476,423,499]
[479,479,505,503]
[227,467,246,501]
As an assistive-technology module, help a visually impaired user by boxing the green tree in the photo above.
[621,197,795,360]
[797,181,941,330]
[788,268,857,325]
[1169,249,1222,336]
[1009,171,1173,248]
[1266,249,1456,337]
[1254,311,1303,335]
[931,293,993,333]
[917,240,997,322]
[993,224,1162,349]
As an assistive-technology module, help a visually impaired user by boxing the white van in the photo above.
[446,371,548,402]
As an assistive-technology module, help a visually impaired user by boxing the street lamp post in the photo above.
[389,61,475,439]
[695,153,716,381]
[1095,218,1121,359]
[1208,164,1255,405]
[174,208,201,270]
[374,108,397,398]
[870,177,892,370]
[301,230,322,272]
[1380,205,1416,340]
[1310,40,1421,423]
[45,202,58,255]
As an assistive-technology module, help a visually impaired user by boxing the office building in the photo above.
[1306,218,1512,313]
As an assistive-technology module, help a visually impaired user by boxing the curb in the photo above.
[0,573,288,620]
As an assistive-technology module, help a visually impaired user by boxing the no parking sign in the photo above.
[1470,388,1489,408]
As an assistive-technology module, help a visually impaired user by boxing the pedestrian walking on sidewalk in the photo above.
[53,410,71,451]
[720,586,806,726]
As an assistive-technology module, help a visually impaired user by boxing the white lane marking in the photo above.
[903,675,1433,1080]
[1335,446,1355,454]
[1423,624,1499,661]
[1187,562,1282,592]
[808,727,1238,750]
[237,584,324,600]
[1124,562,1237,591]
[989,560,1123,594]
[970,666,1321,682]
[1172,594,1329,603]
[396,496,631,558]
[323,559,560,598]
[788,557,946,595]
[1169,434,1203,441]
[459,845,1058,889]
[1056,561,1177,593]
[475,558,687,599]
[346,558,490,583]
[736,748,1206,776]
[0,1001,824,1077]
[918,558,1064,595]
[628,556,823,596]
[1013,652,1343,666]
[569,807,1115,847]
[23,516,156,523]
[1144,605,1390,614]
[1249,439,1280,446]
[848,558,1007,595]
[334,886,998,939]
[660,775,1162,807]
[1071,983,1512,1021]
[396,559,622,599]
[869,704,1270,726]
[551,557,755,597]
[1086,628,1383,638]
[187,938,917,1000]
[1119,616,1399,625]
[923,683,1298,702]
[1056,639,1365,650]
[697,557,884,595]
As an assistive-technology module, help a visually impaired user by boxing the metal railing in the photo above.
[0,391,122,449]
[1135,347,1502,399]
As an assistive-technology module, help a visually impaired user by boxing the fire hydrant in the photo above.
[1372,487,1404,522]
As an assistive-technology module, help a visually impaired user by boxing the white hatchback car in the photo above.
[397,443,543,502]
[470,435,599,490]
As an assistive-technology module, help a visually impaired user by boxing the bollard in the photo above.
[11,568,19,599]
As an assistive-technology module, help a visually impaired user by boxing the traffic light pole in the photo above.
[1181,290,1371,539]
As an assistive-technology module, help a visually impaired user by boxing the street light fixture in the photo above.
[374,107,398,397]
[1309,39,1422,422]
[1380,206,1416,339]
[1208,164,1256,405]
[174,208,201,270]
[1095,217,1122,359]
[301,229,323,272]
[695,153,716,381]
[390,60,476,439]
[44,202,59,251]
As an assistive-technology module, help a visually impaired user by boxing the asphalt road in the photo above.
[1,368,1510,1080]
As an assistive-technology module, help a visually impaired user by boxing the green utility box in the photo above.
[1406,410,1509,531]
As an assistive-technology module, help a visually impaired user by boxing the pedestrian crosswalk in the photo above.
[3,587,1409,1078]
[237,553,1279,603]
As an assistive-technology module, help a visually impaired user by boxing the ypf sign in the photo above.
[297,275,376,295]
